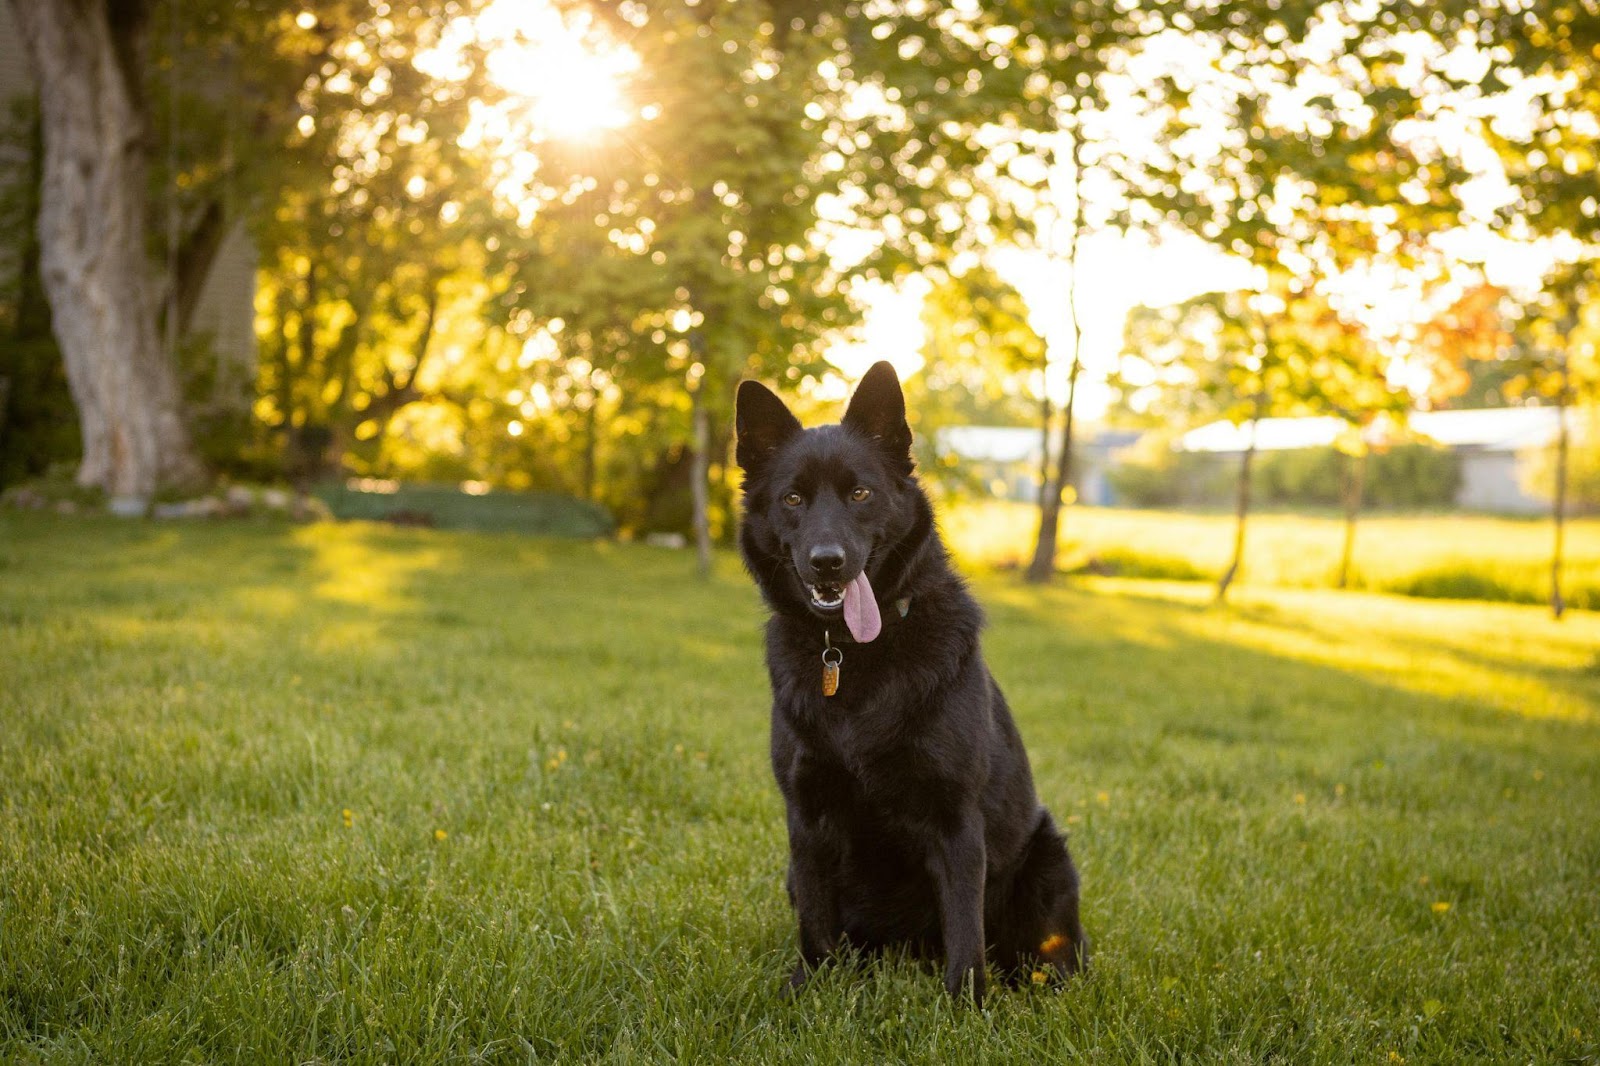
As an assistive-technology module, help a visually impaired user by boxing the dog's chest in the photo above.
[775,678,959,819]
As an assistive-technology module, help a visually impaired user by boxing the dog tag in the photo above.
[822,646,843,697]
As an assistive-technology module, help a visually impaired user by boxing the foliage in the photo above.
[911,267,1046,492]
[1414,285,1514,408]
[246,3,508,482]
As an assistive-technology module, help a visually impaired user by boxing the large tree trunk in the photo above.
[10,0,204,507]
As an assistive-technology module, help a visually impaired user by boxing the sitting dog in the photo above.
[735,361,1086,1005]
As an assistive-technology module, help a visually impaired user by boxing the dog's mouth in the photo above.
[807,582,846,611]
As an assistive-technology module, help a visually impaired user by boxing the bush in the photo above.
[1253,444,1460,509]
[1382,565,1600,611]
[1109,439,1463,511]
[1079,547,1211,581]
[314,482,615,537]
[1365,444,1462,509]
[1107,438,1231,508]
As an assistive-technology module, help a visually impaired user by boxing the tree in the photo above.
[913,265,1046,495]
[8,0,205,506]
[1121,279,1403,598]
[244,3,504,485]
[1121,287,1281,599]
[1435,0,1600,617]
[1507,271,1600,619]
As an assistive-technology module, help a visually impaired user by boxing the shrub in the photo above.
[1107,439,1231,507]
[314,482,615,537]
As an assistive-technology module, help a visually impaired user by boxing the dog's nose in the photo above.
[809,545,845,576]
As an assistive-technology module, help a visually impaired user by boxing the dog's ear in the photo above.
[843,361,913,475]
[736,380,803,475]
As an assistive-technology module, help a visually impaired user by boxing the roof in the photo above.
[1178,406,1562,455]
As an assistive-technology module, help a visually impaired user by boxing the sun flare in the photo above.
[477,0,637,142]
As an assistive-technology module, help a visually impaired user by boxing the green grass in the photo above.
[2,513,1598,1063]
[941,501,1600,609]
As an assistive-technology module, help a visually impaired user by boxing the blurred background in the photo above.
[2,0,1597,612]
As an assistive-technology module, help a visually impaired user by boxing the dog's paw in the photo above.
[781,960,814,999]
[944,964,986,1007]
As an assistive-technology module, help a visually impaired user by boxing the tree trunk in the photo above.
[1026,352,1083,583]
[1216,397,1263,603]
[10,0,205,507]
[1551,354,1570,621]
[582,370,599,502]
[1034,393,1052,511]
[1025,106,1084,585]
[1337,447,1367,590]
[689,374,712,579]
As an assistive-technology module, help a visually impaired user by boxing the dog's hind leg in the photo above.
[992,810,1087,980]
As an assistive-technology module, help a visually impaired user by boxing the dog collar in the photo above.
[820,597,910,697]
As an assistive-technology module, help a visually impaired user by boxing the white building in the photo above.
[1178,407,1563,514]
[935,425,1142,505]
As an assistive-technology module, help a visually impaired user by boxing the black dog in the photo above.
[735,361,1086,1006]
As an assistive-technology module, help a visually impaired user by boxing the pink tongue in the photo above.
[842,571,882,642]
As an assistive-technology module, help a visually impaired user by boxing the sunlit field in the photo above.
[940,501,1600,610]
[3,513,1598,1063]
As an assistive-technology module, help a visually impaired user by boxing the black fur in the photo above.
[736,361,1086,1006]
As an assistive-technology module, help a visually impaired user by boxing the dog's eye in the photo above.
[850,486,872,502]
[782,492,803,507]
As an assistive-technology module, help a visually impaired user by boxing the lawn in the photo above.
[940,500,1600,610]
[2,513,1598,1063]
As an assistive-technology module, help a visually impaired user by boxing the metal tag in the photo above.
[822,645,843,697]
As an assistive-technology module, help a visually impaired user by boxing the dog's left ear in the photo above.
[843,361,914,475]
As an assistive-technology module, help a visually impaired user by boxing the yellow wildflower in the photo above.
[342,808,354,828]
[1293,793,1306,805]
[1030,970,1047,985]
[434,828,448,841]
[1431,901,1450,914]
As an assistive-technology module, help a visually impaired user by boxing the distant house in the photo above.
[1177,407,1562,514]
[935,425,1142,505]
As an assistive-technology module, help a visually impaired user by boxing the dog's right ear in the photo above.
[736,380,802,474]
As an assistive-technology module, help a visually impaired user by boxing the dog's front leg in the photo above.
[927,808,988,1005]
[784,810,842,993]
